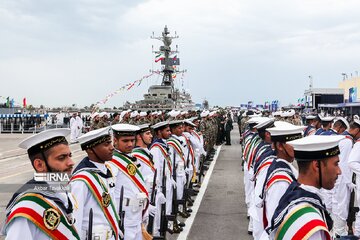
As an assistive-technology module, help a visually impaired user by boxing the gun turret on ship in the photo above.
[123,26,194,111]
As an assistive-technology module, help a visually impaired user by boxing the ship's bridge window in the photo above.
[152,94,157,96]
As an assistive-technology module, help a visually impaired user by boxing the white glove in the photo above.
[170,178,177,189]
[148,204,157,216]
[156,191,166,204]
[347,182,356,191]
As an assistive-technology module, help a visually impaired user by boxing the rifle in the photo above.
[87,208,93,240]
[147,169,157,234]
[171,149,179,225]
[347,173,359,235]
[182,142,192,213]
[119,186,125,239]
[198,155,207,184]
[157,159,168,238]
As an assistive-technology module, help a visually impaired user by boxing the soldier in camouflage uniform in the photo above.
[97,112,109,128]
[120,110,131,123]
[90,112,101,130]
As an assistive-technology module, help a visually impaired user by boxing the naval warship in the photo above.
[123,26,195,111]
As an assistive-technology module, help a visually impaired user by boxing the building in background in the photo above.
[304,88,344,109]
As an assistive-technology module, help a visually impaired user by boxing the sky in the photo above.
[1,0,360,108]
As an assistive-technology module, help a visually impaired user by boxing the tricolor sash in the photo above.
[111,152,149,198]
[167,138,185,163]
[247,137,262,170]
[275,204,331,240]
[183,135,196,180]
[5,193,79,240]
[151,143,172,173]
[71,171,119,239]
[132,148,156,173]
[254,145,269,165]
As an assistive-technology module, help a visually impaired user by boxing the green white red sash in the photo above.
[243,134,257,161]
[5,193,80,240]
[275,204,331,240]
[167,138,185,163]
[132,148,156,173]
[255,145,269,164]
[183,135,197,181]
[71,171,119,239]
[151,143,172,173]
[111,152,149,198]
[247,137,262,170]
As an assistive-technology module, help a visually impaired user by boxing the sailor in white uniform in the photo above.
[108,124,151,240]
[149,121,176,236]
[132,124,157,235]
[331,119,360,236]
[346,119,360,237]
[268,135,344,240]
[2,129,79,240]
[257,121,304,239]
[70,127,120,240]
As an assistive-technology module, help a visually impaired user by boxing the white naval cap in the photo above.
[280,110,295,118]
[184,119,196,127]
[99,112,108,118]
[288,135,344,161]
[112,124,140,136]
[151,121,169,130]
[130,111,139,118]
[91,112,99,119]
[136,124,151,133]
[334,117,350,130]
[168,110,180,118]
[354,118,360,127]
[139,111,147,117]
[78,127,111,150]
[169,120,184,127]
[266,121,305,142]
[200,111,209,118]
[305,115,317,120]
[319,115,334,122]
[19,128,71,156]
[209,111,216,117]
[246,116,268,124]
[272,111,281,117]
[120,111,128,118]
[253,117,274,130]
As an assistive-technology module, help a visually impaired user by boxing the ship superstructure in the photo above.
[123,26,194,111]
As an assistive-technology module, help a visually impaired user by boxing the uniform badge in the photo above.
[102,192,111,208]
[126,163,137,176]
[43,208,61,230]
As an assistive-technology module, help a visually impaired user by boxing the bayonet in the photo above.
[119,186,125,239]
[87,208,93,240]
[147,169,157,234]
